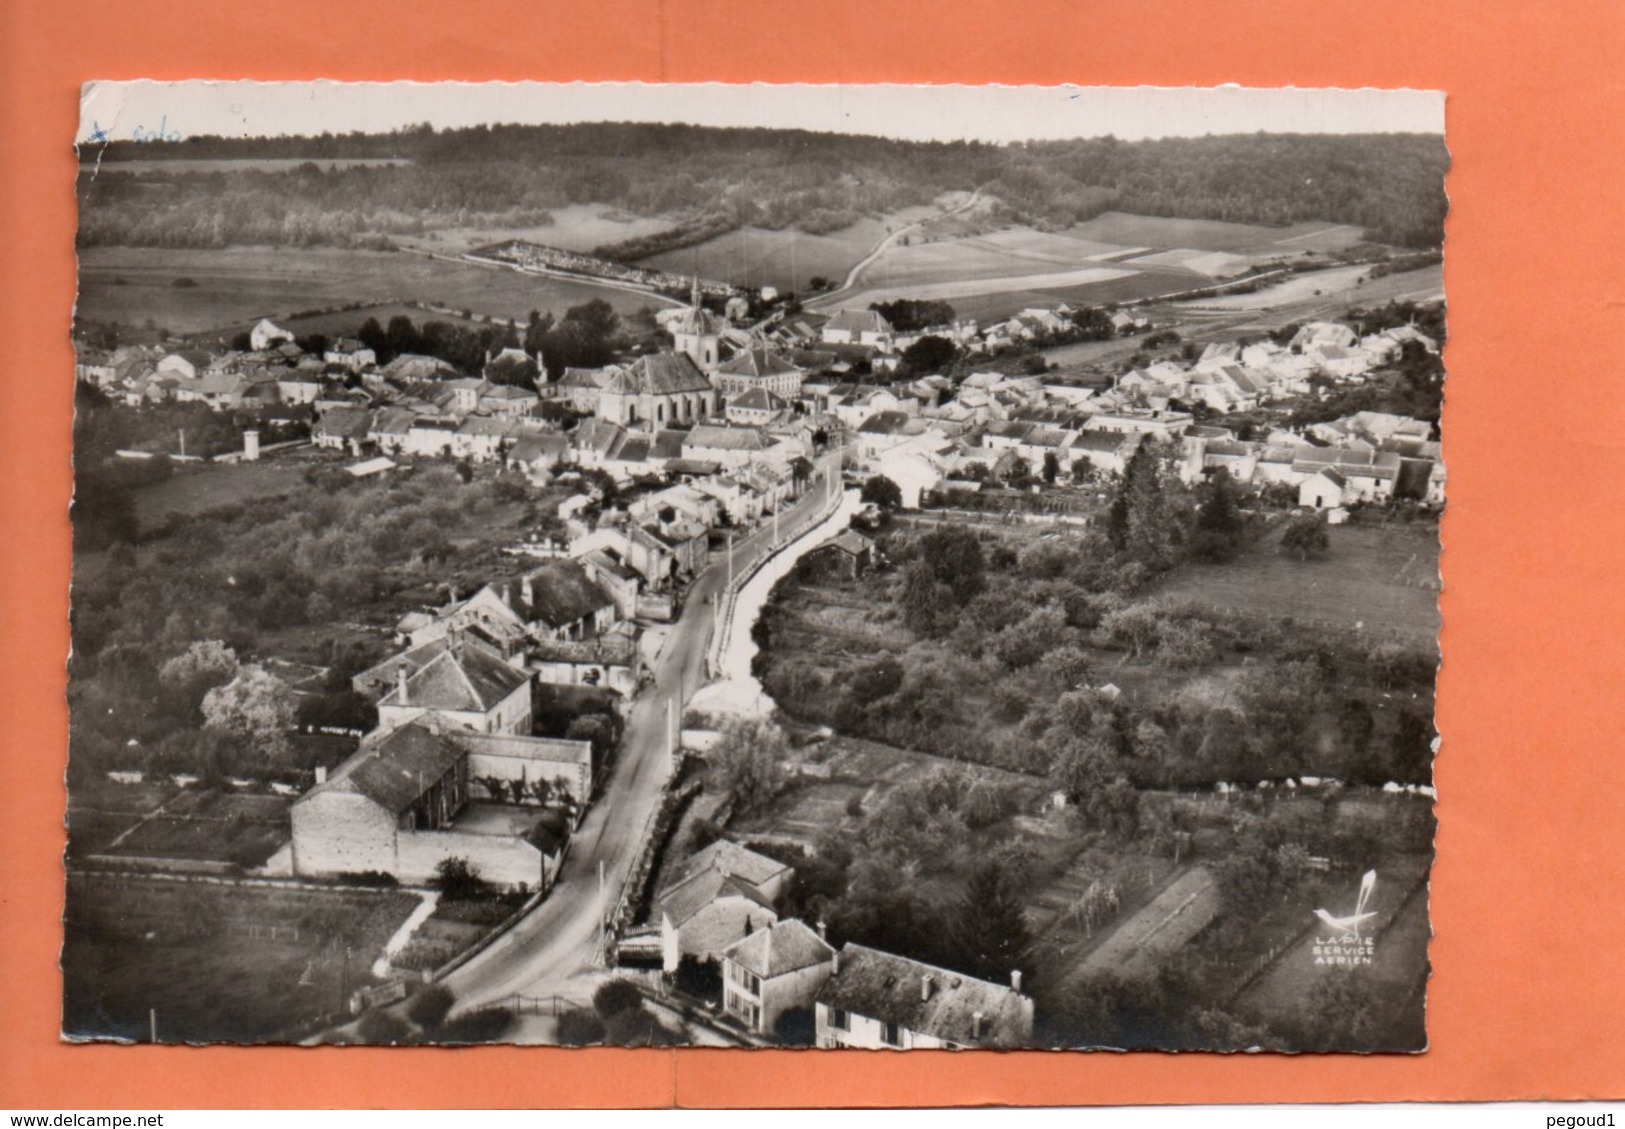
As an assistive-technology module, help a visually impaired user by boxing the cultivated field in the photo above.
[62,874,421,1043]
[642,220,890,294]
[1153,520,1442,645]
[841,266,1140,310]
[77,246,663,336]
[1065,213,1366,256]
[398,204,676,256]
[817,211,1374,323]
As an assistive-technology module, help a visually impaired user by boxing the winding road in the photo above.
[441,451,846,1020]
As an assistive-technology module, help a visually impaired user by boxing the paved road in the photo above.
[443,452,844,1018]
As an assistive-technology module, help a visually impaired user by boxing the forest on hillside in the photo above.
[77,123,1448,252]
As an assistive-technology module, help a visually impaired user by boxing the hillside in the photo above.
[78,124,1447,255]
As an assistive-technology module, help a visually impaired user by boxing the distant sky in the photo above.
[77,82,1443,147]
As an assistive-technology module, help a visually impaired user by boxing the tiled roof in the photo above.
[508,432,570,464]
[666,839,789,895]
[457,416,517,438]
[378,647,530,713]
[660,867,777,929]
[686,424,770,451]
[717,346,801,378]
[827,309,893,335]
[627,352,712,395]
[817,944,1032,1049]
[370,406,417,435]
[858,411,911,436]
[520,560,614,630]
[319,722,466,814]
[723,919,835,980]
[730,387,786,412]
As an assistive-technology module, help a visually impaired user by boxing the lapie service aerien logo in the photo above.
[1312,869,1378,967]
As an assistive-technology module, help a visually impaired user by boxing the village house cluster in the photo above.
[619,837,1034,1049]
[74,284,1441,1035]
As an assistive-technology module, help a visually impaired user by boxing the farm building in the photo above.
[821,308,894,347]
[289,718,590,890]
[804,529,876,580]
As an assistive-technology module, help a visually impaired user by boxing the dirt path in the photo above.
[806,189,983,310]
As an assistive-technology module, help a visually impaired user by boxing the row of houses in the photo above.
[643,838,1034,1049]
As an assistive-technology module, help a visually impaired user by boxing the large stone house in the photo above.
[815,944,1034,1050]
[721,919,837,1036]
[375,644,534,737]
[714,345,804,401]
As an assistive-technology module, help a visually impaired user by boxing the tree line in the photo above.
[79,124,1448,251]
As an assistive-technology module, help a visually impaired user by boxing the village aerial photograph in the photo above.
[65,83,1446,1052]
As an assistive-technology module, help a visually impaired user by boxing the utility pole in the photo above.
[149,1008,158,1044]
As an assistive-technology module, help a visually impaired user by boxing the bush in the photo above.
[406,984,456,1031]
[438,1006,515,1044]
[593,978,646,1020]
[356,1009,412,1045]
[434,856,487,901]
[774,1007,817,1047]
[556,1008,606,1046]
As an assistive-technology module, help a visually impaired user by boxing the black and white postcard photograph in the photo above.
[66,81,1446,1051]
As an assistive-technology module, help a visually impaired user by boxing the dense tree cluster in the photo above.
[79,125,1447,251]
[759,520,1438,790]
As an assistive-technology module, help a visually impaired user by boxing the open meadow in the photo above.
[76,246,663,337]
[641,219,890,294]
[1064,213,1367,256]
[1153,519,1441,646]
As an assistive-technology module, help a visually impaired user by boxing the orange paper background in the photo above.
[2,0,1623,1109]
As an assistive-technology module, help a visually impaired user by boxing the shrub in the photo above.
[593,978,646,1020]
[406,984,456,1031]
[556,1008,606,1046]
[434,856,487,901]
[438,1006,515,1044]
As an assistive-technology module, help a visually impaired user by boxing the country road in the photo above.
[440,451,846,1022]
[806,188,984,310]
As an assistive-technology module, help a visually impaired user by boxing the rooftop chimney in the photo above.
[1011,970,1023,994]
[314,765,327,784]
[522,574,535,608]
[396,663,409,706]
[921,975,934,1002]
[817,920,827,941]
[971,1012,985,1041]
